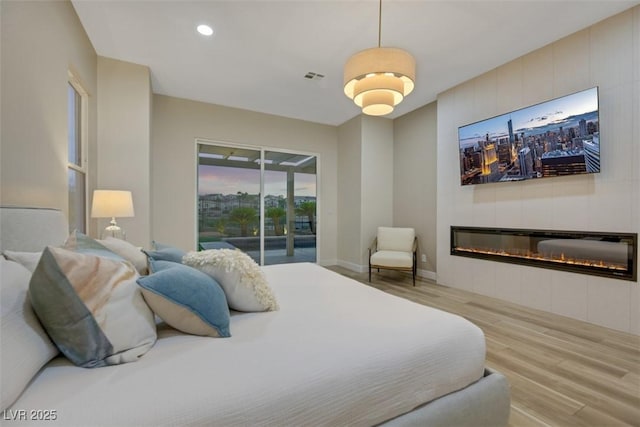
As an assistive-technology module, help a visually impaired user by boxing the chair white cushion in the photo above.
[370,250,413,268]
[377,227,415,252]
[1,259,58,411]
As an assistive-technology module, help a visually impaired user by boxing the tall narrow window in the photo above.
[67,78,87,233]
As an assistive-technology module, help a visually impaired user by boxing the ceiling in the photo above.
[71,0,639,126]
[199,144,317,174]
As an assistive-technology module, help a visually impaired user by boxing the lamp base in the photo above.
[101,220,126,240]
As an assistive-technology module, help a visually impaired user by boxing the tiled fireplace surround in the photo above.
[435,8,639,334]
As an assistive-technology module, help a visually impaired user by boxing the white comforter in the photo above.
[6,263,485,426]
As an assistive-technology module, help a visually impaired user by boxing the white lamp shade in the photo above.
[344,47,415,98]
[343,47,416,116]
[91,190,134,218]
[353,74,404,107]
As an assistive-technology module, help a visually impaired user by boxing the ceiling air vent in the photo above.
[304,72,325,81]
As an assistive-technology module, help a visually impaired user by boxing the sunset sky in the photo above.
[198,165,316,197]
[458,87,598,146]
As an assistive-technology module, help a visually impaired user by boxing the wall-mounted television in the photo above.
[458,87,600,186]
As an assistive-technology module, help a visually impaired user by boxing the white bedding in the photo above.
[6,263,485,427]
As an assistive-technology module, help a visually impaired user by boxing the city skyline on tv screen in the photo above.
[458,87,600,186]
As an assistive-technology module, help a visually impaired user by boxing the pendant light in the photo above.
[343,0,416,116]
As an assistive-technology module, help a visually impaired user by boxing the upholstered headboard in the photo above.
[0,207,68,252]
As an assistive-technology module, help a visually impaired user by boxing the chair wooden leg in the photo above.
[412,251,417,286]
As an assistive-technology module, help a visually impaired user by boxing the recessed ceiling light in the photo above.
[197,24,214,36]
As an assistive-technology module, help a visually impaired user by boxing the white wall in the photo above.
[96,57,152,247]
[436,6,640,334]
[151,95,338,265]
[0,0,97,231]
[393,102,438,278]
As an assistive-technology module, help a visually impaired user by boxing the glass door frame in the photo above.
[195,138,320,266]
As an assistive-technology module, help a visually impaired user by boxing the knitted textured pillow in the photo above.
[183,249,278,312]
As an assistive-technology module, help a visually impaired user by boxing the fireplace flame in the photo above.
[454,246,627,271]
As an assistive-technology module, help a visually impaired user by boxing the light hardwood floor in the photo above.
[326,266,640,427]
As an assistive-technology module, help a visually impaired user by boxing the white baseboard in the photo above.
[317,258,338,267]
[418,268,437,281]
[337,260,367,273]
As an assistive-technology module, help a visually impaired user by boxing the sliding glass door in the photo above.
[263,150,317,265]
[197,142,317,265]
[198,144,261,261]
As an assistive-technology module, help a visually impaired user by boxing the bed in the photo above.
[0,206,510,426]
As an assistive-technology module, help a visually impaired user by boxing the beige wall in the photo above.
[337,115,394,271]
[1,0,97,231]
[151,95,338,264]
[96,57,152,247]
[393,102,438,278]
[337,116,362,269]
[360,115,394,265]
[436,6,640,334]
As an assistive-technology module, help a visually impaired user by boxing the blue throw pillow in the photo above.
[143,242,186,264]
[137,260,231,337]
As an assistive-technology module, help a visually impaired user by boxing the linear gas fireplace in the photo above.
[451,226,637,281]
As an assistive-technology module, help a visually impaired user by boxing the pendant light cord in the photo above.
[378,0,382,47]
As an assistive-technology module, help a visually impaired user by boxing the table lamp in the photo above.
[91,190,134,240]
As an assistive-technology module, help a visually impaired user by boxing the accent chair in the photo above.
[369,227,418,286]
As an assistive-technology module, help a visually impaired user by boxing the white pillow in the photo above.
[0,259,58,411]
[183,249,279,312]
[98,237,148,275]
[2,250,42,273]
[30,245,157,368]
